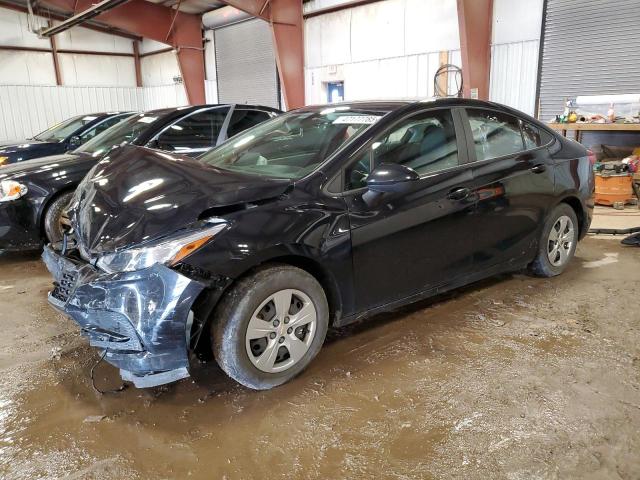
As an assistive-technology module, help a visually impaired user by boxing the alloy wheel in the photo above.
[245,289,317,373]
[547,215,575,267]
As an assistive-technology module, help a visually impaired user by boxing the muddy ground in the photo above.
[0,236,638,479]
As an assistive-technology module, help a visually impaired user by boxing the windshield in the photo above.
[199,108,384,179]
[76,112,161,156]
[34,114,98,142]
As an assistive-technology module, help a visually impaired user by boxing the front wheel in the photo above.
[529,203,579,277]
[212,265,329,390]
[43,192,74,245]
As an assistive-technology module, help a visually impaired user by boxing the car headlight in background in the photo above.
[96,221,227,273]
[0,180,28,202]
[0,156,9,166]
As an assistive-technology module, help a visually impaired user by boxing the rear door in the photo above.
[460,108,556,271]
[342,107,477,311]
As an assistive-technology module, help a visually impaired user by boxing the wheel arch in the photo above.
[190,253,343,359]
[38,185,77,239]
[557,195,586,238]
[259,254,343,326]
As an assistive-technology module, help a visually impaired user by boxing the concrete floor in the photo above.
[0,236,638,479]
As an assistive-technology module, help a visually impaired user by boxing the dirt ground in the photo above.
[0,236,638,480]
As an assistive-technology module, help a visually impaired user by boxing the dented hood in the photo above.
[74,145,292,255]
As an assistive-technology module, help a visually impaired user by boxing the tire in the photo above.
[212,264,329,390]
[43,192,74,245]
[529,203,579,277]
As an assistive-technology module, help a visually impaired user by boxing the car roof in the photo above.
[295,98,534,119]
[143,104,282,117]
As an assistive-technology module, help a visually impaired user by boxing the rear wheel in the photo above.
[212,264,329,390]
[43,192,74,245]
[529,203,578,277]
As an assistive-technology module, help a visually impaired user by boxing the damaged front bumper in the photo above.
[43,245,205,388]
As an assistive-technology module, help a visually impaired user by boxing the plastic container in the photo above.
[594,174,635,206]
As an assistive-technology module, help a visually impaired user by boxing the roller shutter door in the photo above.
[214,19,279,109]
[538,0,640,121]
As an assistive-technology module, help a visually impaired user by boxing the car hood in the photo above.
[0,152,85,180]
[74,145,293,255]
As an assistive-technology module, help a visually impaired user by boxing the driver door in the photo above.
[343,108,477,311]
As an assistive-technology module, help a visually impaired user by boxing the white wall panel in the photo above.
[205,80,218,104]
[140,51,181,86]
[490,41,539,116]
[492,0,544,44]
[305,50,461,105]
[303,0,353,13]
[0,84,189,141]
[139,38,170,55]
[0,51,56,85]
[204,30,217,82]
[141,84,187,110]
[404,0,460,55]
[0,8,49,49]
[350,0,405,62]
[304,0,461,104]
[55,25,134,53]
[58,53,137,87]
[489,0,543,116]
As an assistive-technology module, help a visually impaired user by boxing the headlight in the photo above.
[0,156,9,166]
[96,221,226,273]
[0,180,28,202]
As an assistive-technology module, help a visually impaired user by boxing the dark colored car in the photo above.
[0,112,133,166]
[0,104,280,250]
[43,99,594,390]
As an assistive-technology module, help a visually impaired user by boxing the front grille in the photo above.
[51,271,78,304]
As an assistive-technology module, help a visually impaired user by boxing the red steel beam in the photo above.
[456,0,492,100]
[133,40,142,87]
[40,0,206,104]
[49,24,63,85]
[222,0,305,110]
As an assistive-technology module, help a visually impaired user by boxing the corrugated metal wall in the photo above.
[539,0,640,121]
[0,84,187,141]
[214,19,279,109]
[490,40,540,116]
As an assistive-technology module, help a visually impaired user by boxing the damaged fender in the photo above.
[43,245,205,388]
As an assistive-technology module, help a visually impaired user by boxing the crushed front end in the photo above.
[43,245,205,388]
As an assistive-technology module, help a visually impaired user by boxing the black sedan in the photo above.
[43,99,594,389]
[0,104,279,250]
[0,112,133,166]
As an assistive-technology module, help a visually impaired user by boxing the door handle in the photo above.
[447,187,471,201]
[530,164,547,174]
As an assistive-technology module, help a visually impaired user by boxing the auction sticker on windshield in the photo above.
[333,115,382,125]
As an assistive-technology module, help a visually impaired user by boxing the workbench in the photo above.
[548,123,640,143]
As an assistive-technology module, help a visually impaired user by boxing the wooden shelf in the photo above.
[548,123,640,132]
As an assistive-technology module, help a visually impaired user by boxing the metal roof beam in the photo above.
[36,0,132,37]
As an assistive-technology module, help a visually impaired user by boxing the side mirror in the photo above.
[68,135,81,150]
[366,163,420,193]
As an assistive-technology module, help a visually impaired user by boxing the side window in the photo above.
[521,121,541,149]
[467,109,524,161]
[78,116,126,143]
[522,121,554,149]
[226,109,272,138]
[345,109,459,190]
[153,108,229,153]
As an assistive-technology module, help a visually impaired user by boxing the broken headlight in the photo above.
[0,180,28,202]
[96,221,226,273]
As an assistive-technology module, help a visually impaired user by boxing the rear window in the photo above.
[522,121,554,149]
